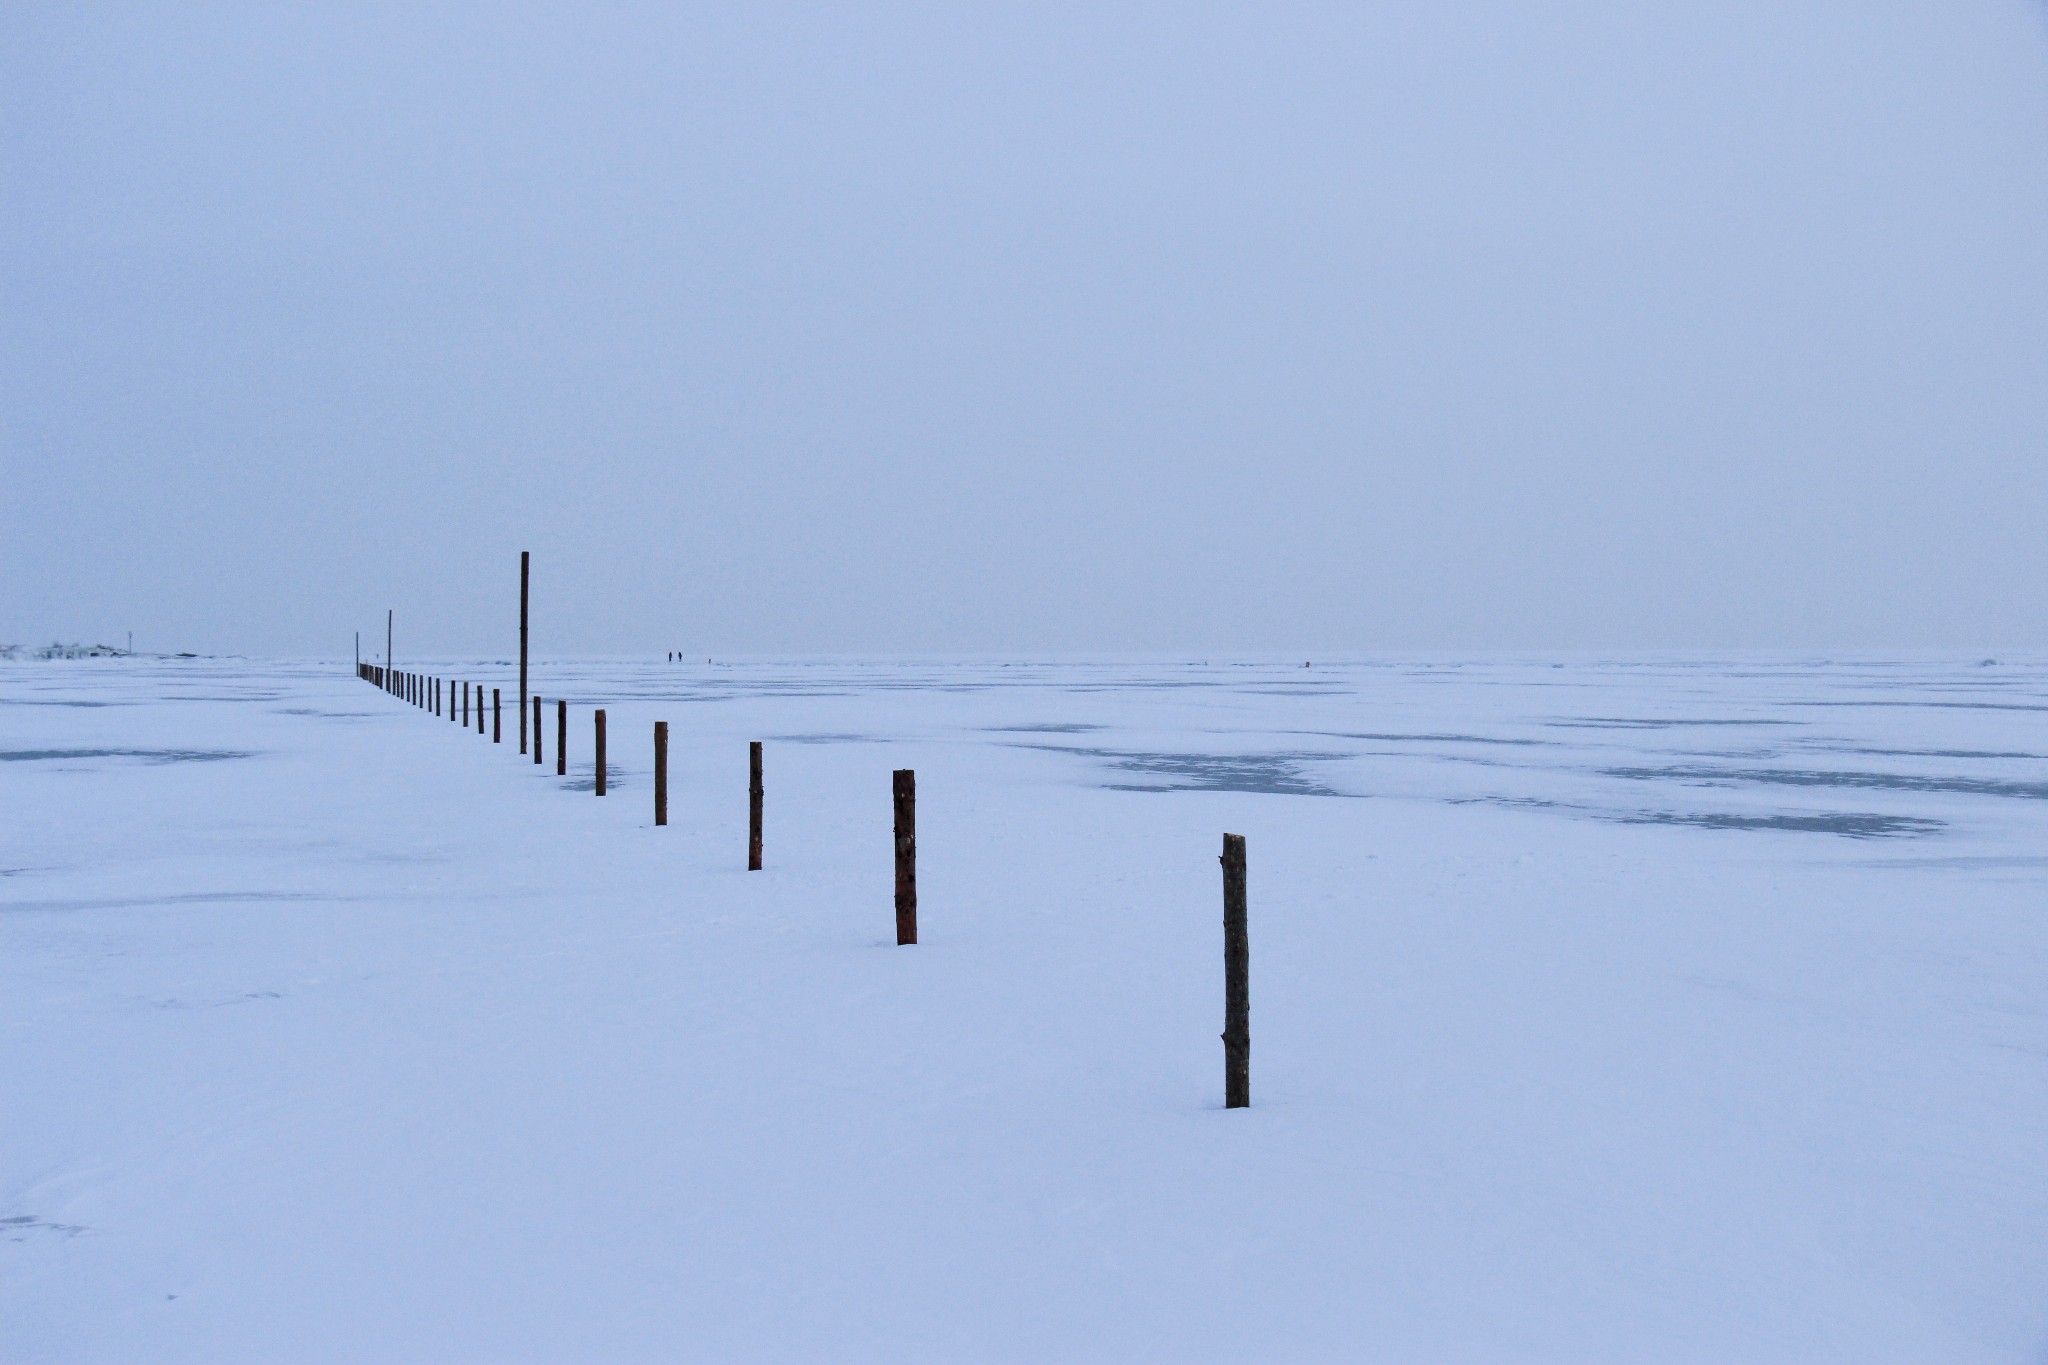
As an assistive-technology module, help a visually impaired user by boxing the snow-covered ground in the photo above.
[4,655,2045,1362]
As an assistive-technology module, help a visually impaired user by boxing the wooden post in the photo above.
[518,551,529,754]
[461,681,469,727]
[532,697,544,765]
[893,769,916,945]
[654,722,668,825]
[493,688,502,742]
[594,709,607,795]
[748,741,764,871]
[557,699,567,777]
[1221,833,1250,1109]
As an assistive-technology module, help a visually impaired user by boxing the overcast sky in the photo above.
[4,2,2046,657]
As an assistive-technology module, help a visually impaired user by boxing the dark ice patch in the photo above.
[1,890,329,913]
[561,764,626,792]
[984,724,1104,734]
[3,1215,86,1241]
[1017,743,1348,796]
[1817,747,2045,761]
[0,748,252,765]
[1550,717,1800,730]
[0,699,126,707]
[1613,811,1943,838]
[1307,731,1551,747]
[1603,765,2048,801]
[1793,700,2048,713]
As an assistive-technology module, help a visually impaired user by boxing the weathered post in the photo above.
[461,681,469,727]
[532,697,544,765]
[1221,833,1250,1109]
[594,709,607,796]
[654,722,668,825]
[748,741,764,871]
[893,769,916,945]
[493,689,502,742]
[518,551,530,754]
[557,699,567,777]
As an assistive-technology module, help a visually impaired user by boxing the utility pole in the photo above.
[387,610,393,680]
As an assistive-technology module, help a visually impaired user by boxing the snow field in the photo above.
[3,656,2046,1361]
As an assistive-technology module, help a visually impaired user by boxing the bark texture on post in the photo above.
[518,551,529,754]
[893,769,917,945]
[654,721,668,826]
[594,709,607,796]
[532,697,544,765]
[748,741,764,871]
[1221,833,1250,1110]
[556,700,567,776]
[493,689,501,742]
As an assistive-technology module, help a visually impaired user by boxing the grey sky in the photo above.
[5,3,2045,656]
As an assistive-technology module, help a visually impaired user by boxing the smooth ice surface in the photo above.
[4,656,2047,1362]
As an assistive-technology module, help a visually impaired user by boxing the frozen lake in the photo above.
[4,655,2046,1361]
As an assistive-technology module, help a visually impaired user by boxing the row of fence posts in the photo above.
[356,556,1249,1109]
[354,657,779,915]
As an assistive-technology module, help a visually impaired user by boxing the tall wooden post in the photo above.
[533,697,544,765]
[748,742,764,871]
[461,681,469,727]
[476,686,485,735]
[654,722,668,825]
[1221,833,1250,1109]
[557,699,567,777]
[493,689,501,742]
[893,769,916,945]
[518,551,529,754]
[594,709,607,796]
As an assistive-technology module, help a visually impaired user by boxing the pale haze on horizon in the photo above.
[4,2,2046,658]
